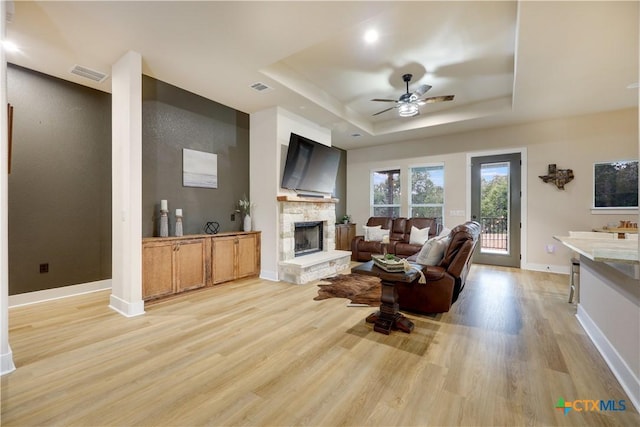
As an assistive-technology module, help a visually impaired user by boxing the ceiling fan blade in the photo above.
[412,84,432,98]
[372,106,396,116]
[371,98,398,103]
[418,95,455,105]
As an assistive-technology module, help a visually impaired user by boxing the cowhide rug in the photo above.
[314,273,381,307]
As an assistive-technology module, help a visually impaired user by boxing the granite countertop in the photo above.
[553,235,639,264]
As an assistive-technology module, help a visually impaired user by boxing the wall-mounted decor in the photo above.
[183,148,218,188]
[593,160,638,209]
[539,164,574,190]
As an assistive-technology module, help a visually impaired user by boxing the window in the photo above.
[593,160,638,209]
[409,165,444,224]
[372,169,401,217]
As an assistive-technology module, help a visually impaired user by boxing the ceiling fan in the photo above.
[371,73,454,117]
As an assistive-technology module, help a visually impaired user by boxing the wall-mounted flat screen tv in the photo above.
[281,133,340,195]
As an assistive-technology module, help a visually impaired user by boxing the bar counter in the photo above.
[554,235,639,411]
[553,235,639,264]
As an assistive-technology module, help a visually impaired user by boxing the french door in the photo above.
[470,153,521,268]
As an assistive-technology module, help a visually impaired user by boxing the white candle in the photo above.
[176,208,182,217]
[161,200,167,211]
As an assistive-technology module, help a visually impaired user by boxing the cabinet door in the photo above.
[237,234,258,278]
[142,242,174,300]
[212,236,237,284]
[175,239,206,292]
[335,224,351,250]
[347,224,356,246]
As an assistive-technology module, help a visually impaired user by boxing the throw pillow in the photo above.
[409,226,430,245]
[368,227,390,242]
[416,234,451,266]
[363,225,382,242]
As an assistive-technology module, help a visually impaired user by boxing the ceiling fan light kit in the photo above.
[372,73,454,118]
[398,102,419,117]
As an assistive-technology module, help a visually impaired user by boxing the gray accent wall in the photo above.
[142,76,250,237]
[7,64,112,295]
[7,67,345,295]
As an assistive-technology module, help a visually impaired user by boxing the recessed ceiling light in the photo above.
[2,41,18,53]
[364,29,379,44]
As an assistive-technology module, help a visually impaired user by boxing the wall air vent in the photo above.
[69,64,109,83]
[250,82,273,92]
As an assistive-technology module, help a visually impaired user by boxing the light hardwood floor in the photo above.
[2,265,638,426]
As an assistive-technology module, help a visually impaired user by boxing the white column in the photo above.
[250,108,279,280]
[0,0,16,375]
[110,51,144,317]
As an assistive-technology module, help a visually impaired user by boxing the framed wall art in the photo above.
[183,148,218,189]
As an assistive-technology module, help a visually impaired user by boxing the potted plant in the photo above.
[341,214,351,224]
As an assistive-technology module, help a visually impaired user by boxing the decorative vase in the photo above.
[159,210,169,237]
[243,214,252,232]
[175,216,183,237]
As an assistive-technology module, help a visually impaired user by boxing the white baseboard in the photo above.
[109,294,145,318]
[522,263,569,275]
[1,347,16,376]
[9,279,112,308]
[576,305,640,412]
[260,269,279,282]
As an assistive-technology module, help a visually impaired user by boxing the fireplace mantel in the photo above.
[277,195,339,204]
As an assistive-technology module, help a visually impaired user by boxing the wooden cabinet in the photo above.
[212,232,261,284]
[174,239,207,293]
[142,241,174,300]
[335,223,356,251]
[142,237,207,300]
[143,231,261,301]
[211,236,236,284]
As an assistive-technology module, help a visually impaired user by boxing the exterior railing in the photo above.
[480,216,508,251]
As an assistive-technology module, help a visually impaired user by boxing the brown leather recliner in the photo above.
[396,221,481,314]
[393,217,440,258]
[351,217,439,261]
[350,217,392,261]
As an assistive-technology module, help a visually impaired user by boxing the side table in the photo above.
[351,260,420,334]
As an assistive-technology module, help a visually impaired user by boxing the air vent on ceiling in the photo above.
[250,82,273,92]
[70,64,109,83]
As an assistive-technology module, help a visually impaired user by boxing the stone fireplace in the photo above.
[294,221,323,256]
[278,196,351,284]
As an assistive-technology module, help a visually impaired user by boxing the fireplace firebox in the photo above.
[294,221,323,256]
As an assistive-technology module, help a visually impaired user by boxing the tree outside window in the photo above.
[410,165,444,224]
[372,169,401,217]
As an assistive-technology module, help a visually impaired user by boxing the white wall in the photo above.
[1,0,16,375]
[347,108,638,272]
[250,107,331,281]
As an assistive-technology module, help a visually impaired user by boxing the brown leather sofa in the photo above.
[350,217,440,261]
[396,221,481,314]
